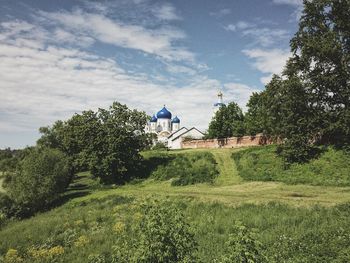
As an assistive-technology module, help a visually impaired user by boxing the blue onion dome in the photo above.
[150,115,157,122]
[172,116,180,123]
[156,106,172,119]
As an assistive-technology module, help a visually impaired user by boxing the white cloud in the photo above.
[38,10,193,62]
[272,0,303,6]
[153,3,181,21]
[242,48,291,84]
[224,20,289,47]
[272,0,303,21]
[224,24,236,31]
[210,8,231,17]
[224,83,260,111]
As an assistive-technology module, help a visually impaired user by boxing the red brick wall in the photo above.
[181,134,273,149]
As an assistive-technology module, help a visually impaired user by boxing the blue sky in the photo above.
[0,0,303,148]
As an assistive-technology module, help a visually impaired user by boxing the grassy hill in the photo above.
[1,146,350,262]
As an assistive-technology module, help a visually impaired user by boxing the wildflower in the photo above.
[5,249,23,263]
[113,222,126,233]
[74,235,90,247]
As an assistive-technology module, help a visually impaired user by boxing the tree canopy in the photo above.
[37,101,150,183]
[207,102,245,139]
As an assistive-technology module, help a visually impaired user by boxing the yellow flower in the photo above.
[113,222,126,233]
[27,246,64,260]
[74,235,90,247]
[4,248,23,263]
[49,246,64,256]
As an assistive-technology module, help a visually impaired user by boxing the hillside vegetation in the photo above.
[1,147,350,262]
[233,145,350,186]
[149,151,219,186]
[2,190,350,262]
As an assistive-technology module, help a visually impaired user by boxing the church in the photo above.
[145,91,225,149]
[145,106,204,149]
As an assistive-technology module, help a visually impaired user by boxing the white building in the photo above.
[145,106,204,149]
[167,127,205,149]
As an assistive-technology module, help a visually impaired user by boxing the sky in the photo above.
[0,0,303,148]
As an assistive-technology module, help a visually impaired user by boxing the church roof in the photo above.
[150,115,157,122]
[172,116,180,123]
[156,106,172,119]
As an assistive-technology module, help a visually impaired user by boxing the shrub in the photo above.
[151,142,168,151]
[134,200,198,263]
[152,152,219,186]
[219,221,268,263]
[5,147,71,216]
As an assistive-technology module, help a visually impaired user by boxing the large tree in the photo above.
[287,0,350,147]
[207,102,245,138]
[38,102,149,183]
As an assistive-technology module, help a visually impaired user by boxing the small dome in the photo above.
[172,116,180,123]
[150,115,157,122]
[156,106,172,119]
[214,102,225,107]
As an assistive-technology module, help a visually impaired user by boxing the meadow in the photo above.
[1,146,350,262]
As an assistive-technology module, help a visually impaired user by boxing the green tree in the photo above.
[37,101,150,183]
[5,147,71,216]
[287,0,350,147]
[208,102,245,138]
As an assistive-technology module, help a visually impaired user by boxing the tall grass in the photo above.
[1,195,350,262]
[232,145,350,186]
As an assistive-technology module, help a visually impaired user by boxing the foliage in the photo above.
[288,0,350,148]
[219,221,268,263]
[151,152,219,186]
[208,102,245,139]
[0,148,31,174]
[37,101,150,183]
[232,145,350,186]
[134,200,198,263]
[4,147,71,217]
[151,141,168,151]
[243,0,350,162]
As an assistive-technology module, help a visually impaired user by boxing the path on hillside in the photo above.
[211,149,242,185]
[69,148,350,208]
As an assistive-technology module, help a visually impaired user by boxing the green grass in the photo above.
[150,151,219,186]
[2,147,350,262]
[1,191,350,262]
[233,145,350,186]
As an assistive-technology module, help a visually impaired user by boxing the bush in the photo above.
[151,142,168,151]
[219,221,268,263]
[5,147,71,216]
[232,145,350,186]
[135,200,198,263]
[151,152,219,186]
